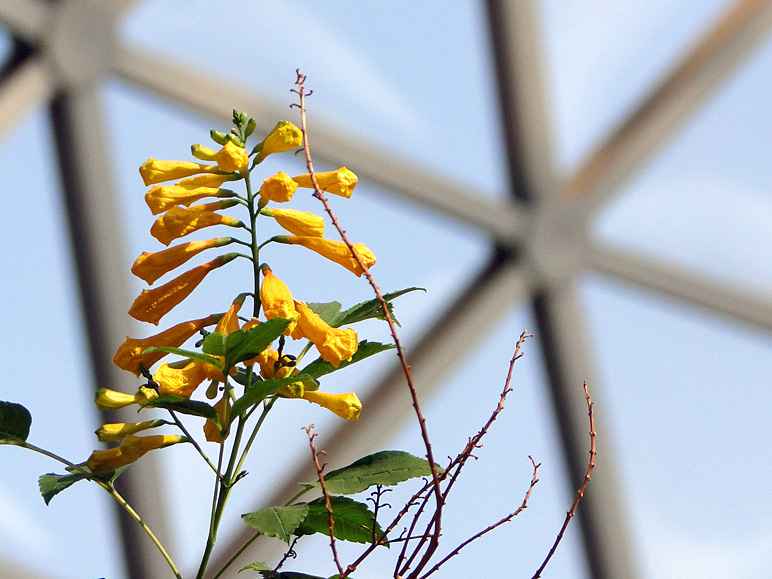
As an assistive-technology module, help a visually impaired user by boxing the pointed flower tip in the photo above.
[287,237,376,276]
[255,121,303,160]
[139,159,217,186]
[293,167,357,198]
[128,259,223,325]
[302,391,362,421]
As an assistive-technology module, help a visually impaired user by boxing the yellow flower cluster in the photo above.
[86,117,373,472]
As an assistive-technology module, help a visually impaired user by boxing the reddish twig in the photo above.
[293,71,444,578]
[441,331,532,502]
[531,381,596,579]
[303,425,344,577]
[419,456,541,579]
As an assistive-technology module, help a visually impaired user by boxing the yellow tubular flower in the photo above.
[86,434,185,472]
[113,314,220,375]
[139,159,218,186]
[176,174,231,189]
[280,389,361,421]
[94,388,137,410]
[215,141,250,173]
[293,167,358,198]
[150,200,242,246]
[292,301,358,367]
[201,294,248,381]
[132,238,233,285]
[94,387,158,411]
[259,171,299,203]
[95,419,166,443]
[154,359,210,398]
[254,121,303,162]
[129,255,236,325]
[204,395,231,443]
[260,266,297,335]
[145,185,223,215]
[261,208,324,237]
[283,236,376,277]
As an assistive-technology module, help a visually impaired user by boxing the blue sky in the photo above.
[1,1,771,578]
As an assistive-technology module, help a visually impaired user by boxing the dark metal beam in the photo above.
[49,83,173,579]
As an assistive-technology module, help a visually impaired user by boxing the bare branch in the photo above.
[293,71,444,577]
[303,425,344,577]
[419,456,541,579]
[531,382,596,579]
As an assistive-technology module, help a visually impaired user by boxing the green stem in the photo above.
[244,171,262,318]
[15,442,180,578]
[210,398,278,578]
[169,410,221,478]
[107,483,183,579]
[197,390,248,579]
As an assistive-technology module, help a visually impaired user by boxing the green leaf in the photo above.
[231,374,316,418]
[305,301,342,325]
[38,471,91,505]
[302,450,440,495]
[300,341,395,379]
[144,395,219,422]
[39,463,131,504]
[332,287,425,327]
[238,562,270,573]
[0,401,32,442]
[142,347,223,370]
[242,504,309,543]
[296,496,384,545]
[203,318,291,367]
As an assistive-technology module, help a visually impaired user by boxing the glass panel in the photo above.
[594,34,772,298]
[583,275,772,578]
[121,0,509,197]
[0,110,123,577]
[539,0,732,171]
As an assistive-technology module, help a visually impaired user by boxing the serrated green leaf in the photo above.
[239,561,270,573]
[300,341,395,379]
[242,504,309,543]
[144,396,218,422]
[38,471,91,505]
[0,401,32,442]
[303,451,440,495]
[305,301,342,325]
[142,347,223,370]
[231,374,316,418]
[332,287,425,327]
[296,496,384,545]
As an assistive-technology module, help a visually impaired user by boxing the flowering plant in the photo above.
[0,74,594,578]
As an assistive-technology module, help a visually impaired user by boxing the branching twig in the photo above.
[419,456,541,579]
[293,71,444,578]
[442,331,532,501]
[531,381,596,579]
[304,425,344,577]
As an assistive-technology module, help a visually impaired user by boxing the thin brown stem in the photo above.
[304,425,344,577]
[419,456,540,579]
[293,69,444,579]
[531,381,596,579]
